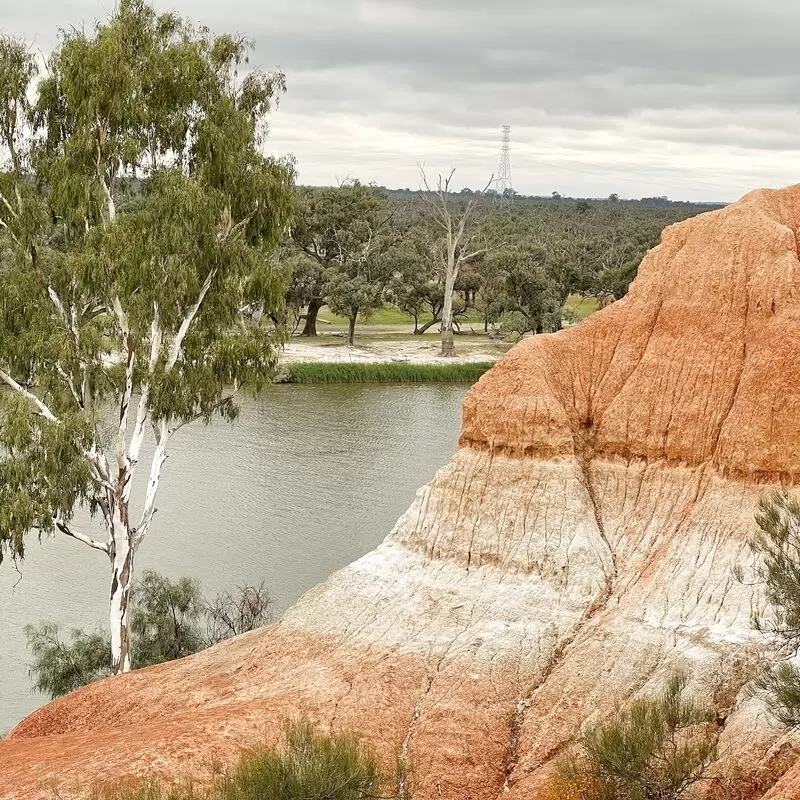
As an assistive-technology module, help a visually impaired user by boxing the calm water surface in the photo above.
[0,384,467,732]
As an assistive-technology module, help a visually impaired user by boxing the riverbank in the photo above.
[278,336,508,384]
[0,385,468,732]
[281,336,509,364]
[283,361,496,384]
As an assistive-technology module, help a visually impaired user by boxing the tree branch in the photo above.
[170,394,237,437]
[127,305,162,477]
[54,516,109,554]
[0,214,20,246]
[458,241,508,266]
[0,376,113,500]
[165,268,217,372]
[114,304,135,475]
[135,417,170,546]
[53,362,83,409]
[0,368,60,422]
[0,190,19,222]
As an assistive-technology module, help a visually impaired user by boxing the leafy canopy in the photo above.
[0,0,295,563]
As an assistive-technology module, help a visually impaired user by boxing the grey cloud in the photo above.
[4,0,800,199]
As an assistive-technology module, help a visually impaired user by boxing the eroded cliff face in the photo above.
[3,186,800,799]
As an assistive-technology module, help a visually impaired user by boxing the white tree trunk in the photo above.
[108,517,134,674]
[440,252,457,357]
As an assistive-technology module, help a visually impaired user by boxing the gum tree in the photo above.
[290,180,392,338]
[0,1,294,673]
[418,168,497,356]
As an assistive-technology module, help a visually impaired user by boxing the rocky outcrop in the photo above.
[3,186,800,799]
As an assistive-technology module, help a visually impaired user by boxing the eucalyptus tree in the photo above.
[418,168,498,356]
[386,238,445,334]
[0,2,294,674]
[290,180,393,340]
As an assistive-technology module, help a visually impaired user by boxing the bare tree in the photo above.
[204,582,273,646]
[419,167,497,356]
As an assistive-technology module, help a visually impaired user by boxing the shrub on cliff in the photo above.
[92,720,386,800]
[92,780,196,800]
[746,491,800,728]
[546,674,717,800]
[215,719,381,800]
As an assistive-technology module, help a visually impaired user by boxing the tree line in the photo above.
[282,178,719,347]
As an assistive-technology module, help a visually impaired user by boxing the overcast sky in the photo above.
[4,0,800,201]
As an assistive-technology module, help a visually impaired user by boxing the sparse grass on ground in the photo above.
[563,294,600,323]
[313,298,599,336]
[285,361,495,384]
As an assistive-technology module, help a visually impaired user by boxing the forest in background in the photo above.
[281,183,722,342]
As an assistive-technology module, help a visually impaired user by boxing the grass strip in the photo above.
[284,361,496,385]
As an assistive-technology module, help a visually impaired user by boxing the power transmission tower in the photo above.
[496,125,513,198]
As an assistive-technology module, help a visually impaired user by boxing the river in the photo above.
[0,383,468,733]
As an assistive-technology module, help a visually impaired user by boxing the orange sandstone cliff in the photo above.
[3,186,800,799]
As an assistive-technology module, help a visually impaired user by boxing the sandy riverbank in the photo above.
[281,338,510,365]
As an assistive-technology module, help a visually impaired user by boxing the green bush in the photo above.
[550,674,717,800]
[131,572,206,669]
[27,572,273,699]
[92,779,196,800]
[498,311,529,342]
[25,622,112,699]
[216,720,381,800]
[746,491,800,727]
[91,721,388,800]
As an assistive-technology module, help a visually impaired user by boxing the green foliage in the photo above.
[745,492,800,727]
[0,2,294,671]
[91,721,387,800]
[0,34,36,171]
[92,779,197,800]
[216,719,380,800]
[385,232,443,332]
[285,361,494,385]
[750,492,800,642]
[0,396,95,563]
[290,180,394,341]
[26,572,273,698]
[754,662,800,729]
[327,273,385,341]
[283,186,712,343]
[24,621,112,698]
[498,311,529,341]
[131,571,205,668]
[555,674,717,800]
